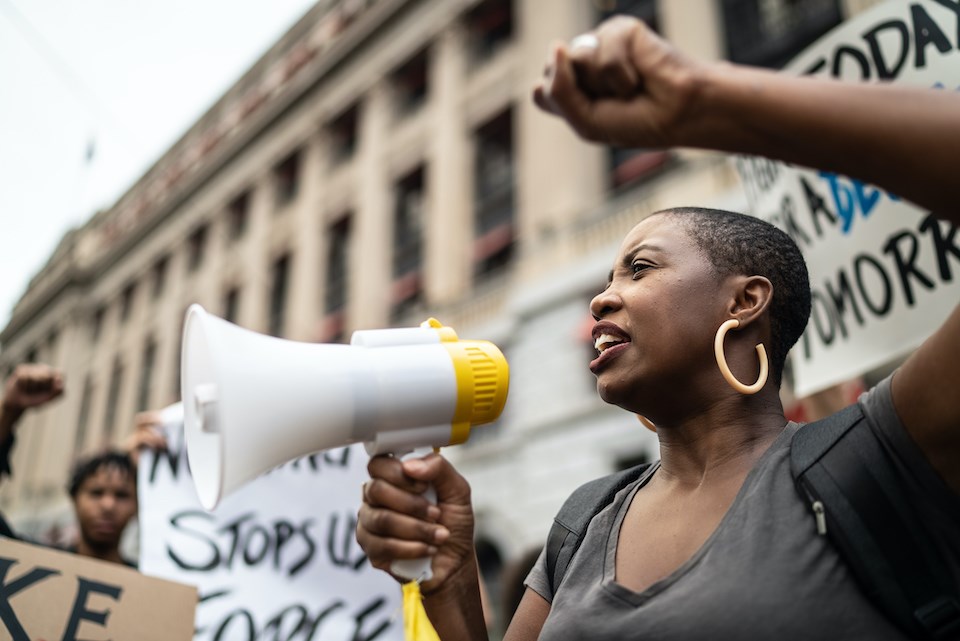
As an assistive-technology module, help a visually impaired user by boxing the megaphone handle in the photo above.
[389,447,437,582]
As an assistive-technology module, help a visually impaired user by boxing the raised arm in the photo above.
[0,364,64,478]
[535,16,960,492]
[536,17,960,217]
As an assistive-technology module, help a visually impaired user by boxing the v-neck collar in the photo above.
[601,423,798,605]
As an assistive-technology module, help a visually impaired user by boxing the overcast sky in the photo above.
[0,0,318,332]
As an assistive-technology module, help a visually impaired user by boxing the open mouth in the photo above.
[594,333,628,354]
[590,323,631,372]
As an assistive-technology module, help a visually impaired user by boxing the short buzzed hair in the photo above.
[654,207,811,385]
[67,451,135,498]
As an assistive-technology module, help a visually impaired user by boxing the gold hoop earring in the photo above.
[714,319,768,395]
[636,415,656,432]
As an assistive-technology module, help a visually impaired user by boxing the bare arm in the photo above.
[503,589,550,641]
[534,17,960,491]
[536,17,960,218]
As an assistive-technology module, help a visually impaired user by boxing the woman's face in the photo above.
[589,214,728,413]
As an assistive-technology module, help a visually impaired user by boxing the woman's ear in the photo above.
[728,275,773,327]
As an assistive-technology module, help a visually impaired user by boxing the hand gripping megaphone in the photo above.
[180,304,508,580]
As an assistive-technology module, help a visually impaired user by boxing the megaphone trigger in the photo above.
[389,446,439,582]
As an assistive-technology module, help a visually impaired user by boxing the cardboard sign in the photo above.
[734,0,960,396]
[0,537,196,641]
[137,405,403,641]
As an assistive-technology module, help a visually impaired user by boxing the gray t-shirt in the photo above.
[525,376,960,640]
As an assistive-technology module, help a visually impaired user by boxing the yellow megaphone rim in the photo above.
[421,319,509,445]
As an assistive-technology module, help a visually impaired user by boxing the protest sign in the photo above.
[138,404,403,641]
[0,537,196,641]
[734,0,960,396]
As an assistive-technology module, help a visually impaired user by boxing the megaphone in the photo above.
[180,304,508,578]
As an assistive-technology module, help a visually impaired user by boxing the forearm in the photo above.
[0,405,22,481]
[0,404,22,450]
[687,61,960,221]
[423,556,489,641]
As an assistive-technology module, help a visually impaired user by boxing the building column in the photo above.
[351,85,392,329]
[239,174,275,333]
[425,25,472,305]
[288,131,325,341]
[515,0,606,278]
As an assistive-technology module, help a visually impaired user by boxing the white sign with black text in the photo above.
[735,0,960,396]
[137,404,403,641]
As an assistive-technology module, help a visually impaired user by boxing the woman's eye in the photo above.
[631,262,651,278]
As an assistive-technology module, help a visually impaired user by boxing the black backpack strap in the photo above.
[792,404,960,640]
[545,463,652,596]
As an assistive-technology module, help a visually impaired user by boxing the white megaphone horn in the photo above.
[180,304,508,580]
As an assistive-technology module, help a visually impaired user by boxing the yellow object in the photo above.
[403,581,441,641]
[420,318,510,446]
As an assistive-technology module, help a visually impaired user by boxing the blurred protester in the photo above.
[61,413,167,567]
[65,451,138,566]
[0,363,64,537]
[0,363,163,567]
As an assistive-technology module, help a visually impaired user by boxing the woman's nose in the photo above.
[590,286,621,320]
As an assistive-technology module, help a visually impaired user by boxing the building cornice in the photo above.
[2,0,419,344]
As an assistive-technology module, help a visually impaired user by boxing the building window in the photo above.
[224,286,241,324]
[24,348,37,364]
[721,0,842,69]
[609,147,671,190]
[391,49,429,115]
[187,225,208,272]
[227,192,250,242]
[465,0,514,63]
[324,216,351,341]
[120,282,136,323]
[91,306,106,342]
[474,109,515,279]
[328,105,359,164]
[137,338,156,411]
[391,167,425,322]
[393,168,425,278]
[75,376,94,454]
[269,253,292,337]
[274,151,301,207]
[152,255,169,299]
[597,0,656,22]
[103,357,124,444]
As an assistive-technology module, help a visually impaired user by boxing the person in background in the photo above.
[63,411,167,566]
[0,363,161,567]
[0,363,64,537]
[64,451,138,566]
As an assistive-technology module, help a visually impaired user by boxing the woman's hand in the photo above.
[533,16,708,149]
[356,452,476,594]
